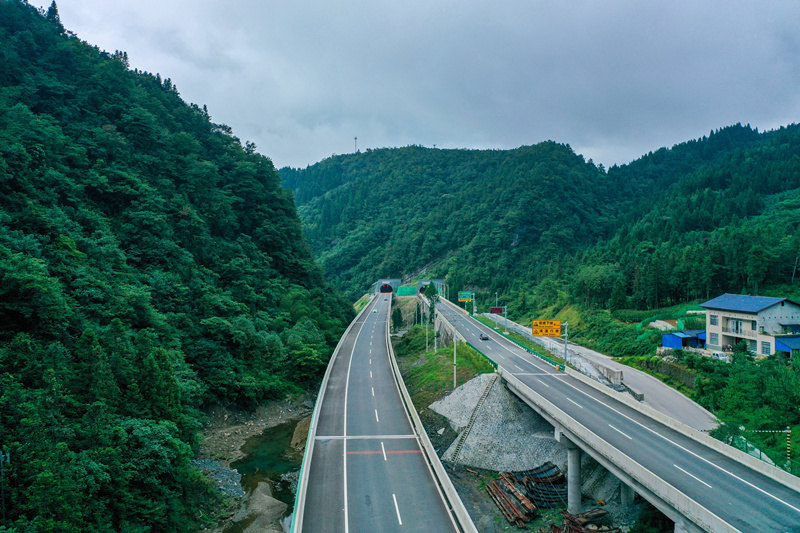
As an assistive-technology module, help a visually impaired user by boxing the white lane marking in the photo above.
[375,409,380,423]
[675,464,713,488]
[381,441,387,461]
[392,493,403,525]
[566,398,583,409]
[551,375,800,514]
[609,424,632,440]
[370,370,373,379]
[371,387,375,397]
[513,363,523,371]
[370,358,372,365]
[342,308,371,533]
[535,378,550,388]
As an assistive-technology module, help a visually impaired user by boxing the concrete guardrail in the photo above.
[501,368,737,533]
[386,295,478,533]
[565,366,800,493]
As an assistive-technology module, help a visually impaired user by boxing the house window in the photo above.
[709,333,719,346]
[710,315,718,326]
[761,341,770,355]
[751,320,757,330]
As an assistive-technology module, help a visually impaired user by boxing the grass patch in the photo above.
[353,293,371,313]
[475,316,565,366]
[393,326,494,409]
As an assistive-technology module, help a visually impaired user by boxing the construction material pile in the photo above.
[511,461,569,508]
[486,474,538,527]
[544,509,621,532]
[487,461,569,527]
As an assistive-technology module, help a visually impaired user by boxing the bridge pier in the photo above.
[555,429,582,514]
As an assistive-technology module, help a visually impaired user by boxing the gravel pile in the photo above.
[430,373,495,432]
[434,374,567,472]
[432,373,632,513]
[193,458,245,499]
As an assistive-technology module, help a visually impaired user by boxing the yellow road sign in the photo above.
[532,320,561,337]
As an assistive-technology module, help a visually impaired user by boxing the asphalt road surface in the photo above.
[438,299,800,533]
[481,312,718,431]
[301,296,459,532]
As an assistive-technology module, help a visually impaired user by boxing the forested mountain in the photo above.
[282,124,800,313]
[281,142,619,300]
[0,2,352,530]
[571,124,800,311]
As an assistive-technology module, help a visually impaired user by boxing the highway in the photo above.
[437,298,800,532]
[481,312,717,431]
[298,295,460,532]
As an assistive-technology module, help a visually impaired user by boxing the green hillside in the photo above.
[562,124,800,311]
[281,142,619,300]
[283,124,800,310]
[0,2,352,530]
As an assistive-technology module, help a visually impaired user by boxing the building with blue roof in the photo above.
[661,330,706,350]
[701,293,800,356]
[775,336,800,358]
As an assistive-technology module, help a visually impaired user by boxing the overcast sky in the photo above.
[32,0,800,169]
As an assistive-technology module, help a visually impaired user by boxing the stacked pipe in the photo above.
[486,475,538,527]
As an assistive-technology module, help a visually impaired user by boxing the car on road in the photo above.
[373,309,377,313]
[479,333,489,340]
[383,298,387,301]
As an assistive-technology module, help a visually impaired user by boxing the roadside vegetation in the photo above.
[0,3,352,531]
[392,325,494,409]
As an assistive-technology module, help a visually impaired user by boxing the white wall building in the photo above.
[701,293,800,356]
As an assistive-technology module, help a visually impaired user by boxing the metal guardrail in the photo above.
[291,295,377,533]
[386,297,478,533]
[478,317,564,369]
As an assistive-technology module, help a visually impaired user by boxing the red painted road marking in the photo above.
[346,450,422,455]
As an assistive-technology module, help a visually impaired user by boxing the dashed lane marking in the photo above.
[609,424,632,440]
[392,493,403,525]
[675,464,712,488]
[566,398,583,409]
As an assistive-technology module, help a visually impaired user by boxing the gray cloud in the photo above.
[33,0,800,168]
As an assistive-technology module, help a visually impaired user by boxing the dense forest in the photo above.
[281,142,617,300]
[0,2,352,531]
[282,124,800,311]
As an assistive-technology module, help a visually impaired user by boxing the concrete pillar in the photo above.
[555,429,582,514]
[620,484,635,507]
[567,446,581,514]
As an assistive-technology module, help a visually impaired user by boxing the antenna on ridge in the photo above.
[354,136,358,152]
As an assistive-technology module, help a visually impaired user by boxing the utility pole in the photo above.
[354,136,358,152]
[453,339,457,389]
[563,322,569,367]
[495,292,498,308]
[426,306,429,352]
[504,304,508,334]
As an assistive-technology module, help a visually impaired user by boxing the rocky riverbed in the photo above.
[196,397,313,533]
